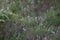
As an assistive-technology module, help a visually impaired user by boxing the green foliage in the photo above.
[20,17,28,24]
[9,4,19,13]
[36,28,48,36]
[0,0,60,40]
[0,9,9,23]
[44,8,60,26]
[0,9,19,23]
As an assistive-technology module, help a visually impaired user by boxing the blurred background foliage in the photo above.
[0,0,60,40]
